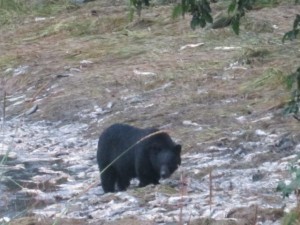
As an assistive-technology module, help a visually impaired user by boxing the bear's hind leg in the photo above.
[116,175,130,191]
[100,168,117,193]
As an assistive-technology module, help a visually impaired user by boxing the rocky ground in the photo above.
[1,0,300,224]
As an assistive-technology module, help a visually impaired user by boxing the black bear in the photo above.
[97,123,181,193]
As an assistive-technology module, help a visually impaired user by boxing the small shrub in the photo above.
[0,0,79,25]
[282,14,300,43]
[277,158,300,225]
[283,67,300,120]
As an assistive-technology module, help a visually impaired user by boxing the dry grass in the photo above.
[0,0,299,144]
[1,1,300,224]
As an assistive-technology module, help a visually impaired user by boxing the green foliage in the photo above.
[0,0,79,25]
[282,15,300,120]
[129,0,150,19]
[0,0,26,11]
[33,1,80,16]
[282,211,300,225]
[228,0,253,16]
[172,3,183,19]
[131,0,284,34]
[277,164,300,198]
[0,0,28,25]
[172,0,213,30]
[282,14,300,43]
[277,160,300,225]
[276,156,300,205]
[231,14,241,34]
[172,0,257,34]
[0,147,9,191]
[283,67,300,119]
[225,0,256,34]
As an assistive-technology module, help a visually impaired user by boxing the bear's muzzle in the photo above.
[160,165,170,179]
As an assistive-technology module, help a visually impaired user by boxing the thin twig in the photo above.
[179,172,184,225]
[179,172,188,225]
[2,90,6,129]
[253,205,258,225]
[209,168,213,215]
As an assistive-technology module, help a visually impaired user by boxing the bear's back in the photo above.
[97,124,158,161]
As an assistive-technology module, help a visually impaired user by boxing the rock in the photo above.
[252,170,264,182]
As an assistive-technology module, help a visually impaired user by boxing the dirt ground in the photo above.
[1,0,300,224]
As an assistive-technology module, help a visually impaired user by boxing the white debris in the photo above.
[133,69,157,76]
[35,17,47,22]
[13,65,29,76]
[179,43,204,51]
[0,217,10,223]
[255,129,268,136]
[182,120,200,127]
[106,102,114,109]
[214,46,242,50]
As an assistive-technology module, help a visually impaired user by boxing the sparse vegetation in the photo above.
[282,14,300,43]
[130,0,299,34]
[277,162,300,198]
[281,15,300,121]
[283,67,300,120]
[277,158,300,225]
[0,0,79,25]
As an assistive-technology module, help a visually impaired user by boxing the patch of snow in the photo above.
[255,129,268,136]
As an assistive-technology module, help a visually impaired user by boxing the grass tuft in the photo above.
[240,68,285,92]
[0,0,79,26]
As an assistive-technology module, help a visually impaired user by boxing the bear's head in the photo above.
[148,133,181,179]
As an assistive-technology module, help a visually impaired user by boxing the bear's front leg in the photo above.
[116,176,131,191]
[100,168,117,193]
[135,152,160,188]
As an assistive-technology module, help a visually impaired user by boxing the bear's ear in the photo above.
[174,144,181,154]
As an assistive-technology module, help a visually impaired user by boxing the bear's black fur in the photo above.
[97,123,181,193]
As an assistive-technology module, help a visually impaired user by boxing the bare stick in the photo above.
[2,90,6,128]
[179,172,188,225]
[253,205,258,225]
[209,168,213,215]
[179,172,184,225]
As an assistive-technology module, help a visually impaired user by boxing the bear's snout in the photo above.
[160,166,170,179]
